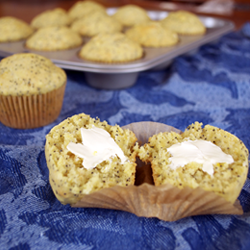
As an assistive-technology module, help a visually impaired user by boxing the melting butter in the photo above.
[167,140,234,176]
[67,126,127,169]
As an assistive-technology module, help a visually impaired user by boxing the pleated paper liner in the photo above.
[72,122,243,221]
[0,82,66,129]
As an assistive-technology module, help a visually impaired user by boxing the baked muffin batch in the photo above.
[0,0,206,62]
[1,1,248,217]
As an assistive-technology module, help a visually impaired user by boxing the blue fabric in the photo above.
[1,23,250,250]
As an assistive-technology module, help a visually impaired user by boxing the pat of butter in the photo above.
[167,140,234,176]
[67,126,127,169]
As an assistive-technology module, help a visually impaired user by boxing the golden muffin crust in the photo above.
[30,8,72,29]
[112,4,150,27]
[0,53,66,96]
[0,16,33,42]
[68,0,106,21]
[161,10,206,35]
[125,22,179,47]
[137,122,249,203]
[71,11,122,37]
[45,113,138,204]
[79,33,143,63]
[26,26,82,51]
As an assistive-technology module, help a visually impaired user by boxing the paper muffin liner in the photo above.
[71,121,243,221]
[0,82,66,129]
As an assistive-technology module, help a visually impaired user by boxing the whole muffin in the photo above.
[137,122,249,204]
[79,33,143,63]
[161,10,206,35]
[112,4,150,27]
[125,22,179,47]
[71,11,122,37]
[0,53,67,129]
[26,26,82,51]
[68,0,106,21]
[0,16,33,42]
[30,8,72,29]
[45,113,138,205]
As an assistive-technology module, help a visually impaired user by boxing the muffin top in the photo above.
[26,26,82,51]
[68,0,106,21]
[0,53,66,96]
[161,10,206,35]
[30,8,72,29]
[0,16,33,42]
[125,22,179,47]
[112,4,150,27]
[79,32,143,63]
[71,11,122,37]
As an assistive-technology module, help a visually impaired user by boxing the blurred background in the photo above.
[0,0,249,29]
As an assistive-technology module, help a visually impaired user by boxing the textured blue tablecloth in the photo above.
[1,23,250,250]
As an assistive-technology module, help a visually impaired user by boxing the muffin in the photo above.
[79,33,143,63]
[112,4,150,27]
[125,22,179,47]
[71,11,122,37]
[30,8,72,29]
[0,16,33,42]
[0,53,67,129]
[137,122,249,204]
[161,10,206,35]
[68,0,106,21]
[26,26,82,51]
[45,113,138,205]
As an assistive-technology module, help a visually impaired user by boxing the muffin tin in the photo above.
[0,9,234,89]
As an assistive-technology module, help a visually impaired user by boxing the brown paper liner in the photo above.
[0,82,66,129]
[71,121,243,221]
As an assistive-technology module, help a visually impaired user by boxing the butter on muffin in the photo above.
[30,8,72,29]
[112,4,150,27]
[79,32,143,63]
[68,0,106,21]
[137,122,249,204]
[26,26,82,51]
[161,10,206,35]
[71,11,122,37]
[125,22,179,47]
[0,53,67,129]
[45,113,138,205]
[0,16,33,42]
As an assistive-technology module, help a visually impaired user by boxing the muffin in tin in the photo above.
[112,4,151,27]
[0,16,33,42]
[71,11,122,37]
[0,53,67,129]
[26,26,82,51]
[79,32,143,63]
[68,0,106,21]
[30,8,72,29]
[161,10,206,35]
[125,22,179,47]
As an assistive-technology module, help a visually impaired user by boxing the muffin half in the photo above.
[45,113,138,204]
[137,122,249,203]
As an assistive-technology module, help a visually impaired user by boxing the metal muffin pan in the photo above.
[0,9,234,89]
